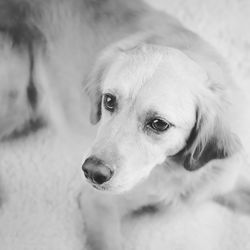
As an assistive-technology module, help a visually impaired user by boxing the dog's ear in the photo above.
[172,99,241,171]
[84,47,121,124]
[84,63,104,125]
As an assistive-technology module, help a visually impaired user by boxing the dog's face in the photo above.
[83,44,239,193]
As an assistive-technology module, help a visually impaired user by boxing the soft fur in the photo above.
[0,1,249,250]
[80,1,250,250]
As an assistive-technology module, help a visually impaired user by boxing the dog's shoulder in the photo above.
[214,174,250,215]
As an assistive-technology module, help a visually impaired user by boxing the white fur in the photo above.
[0,1,249,250]
[80,3,250,250]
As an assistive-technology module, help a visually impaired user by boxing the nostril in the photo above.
[91,167,113,185]
[92,172,109,185]
[83,168,89,179]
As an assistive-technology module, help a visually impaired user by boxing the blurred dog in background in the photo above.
[0,0,176,139]
[0,0,249,250]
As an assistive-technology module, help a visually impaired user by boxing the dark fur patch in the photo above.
[84,0,140,24]
[0,1,44,126]
[2,117,46,141]
[85,0,110,20]
[87,61,106,124]
[184,138,228,171]
[96,97,102,122]
[26,43,38,109]
[171,110,199,169]
[27,79,38,109]
[171,109,228,171]
[0,1,43,46]
[131,204,160,217]
[214,188,250,215]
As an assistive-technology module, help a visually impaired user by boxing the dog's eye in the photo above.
[146,118,170,133]
[103,93,117,112]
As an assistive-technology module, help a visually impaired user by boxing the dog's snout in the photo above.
[82,156,114,185]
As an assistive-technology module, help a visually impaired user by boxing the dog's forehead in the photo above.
[101,47,206,127]
[102,47,162,95]
[102,46,208,99]
[135,75,197,127]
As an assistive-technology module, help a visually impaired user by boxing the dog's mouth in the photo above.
[89,179,136,194]
[92,183,108,191]
[88,179,122,193]
[85,178,110,191]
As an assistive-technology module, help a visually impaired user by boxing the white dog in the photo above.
[0,0,249,249]
[80,5,250,250]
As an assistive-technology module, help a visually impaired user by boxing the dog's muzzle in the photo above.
[82,156,114,185]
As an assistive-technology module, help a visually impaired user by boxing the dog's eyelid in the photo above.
[144,112,174,127]
[155,117,174,126]
[102,90,120,100]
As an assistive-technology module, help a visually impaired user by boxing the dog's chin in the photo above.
[88,180,137,194]
[91,183,109,191]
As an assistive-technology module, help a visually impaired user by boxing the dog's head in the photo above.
[82,42,240,193]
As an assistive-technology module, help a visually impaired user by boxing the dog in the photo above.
[80,2,250,250]
[0,0,249,249]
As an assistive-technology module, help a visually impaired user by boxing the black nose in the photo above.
[82,156,114,185]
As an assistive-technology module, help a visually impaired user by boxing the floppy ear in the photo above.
[84,63,104,125]
[84,47,121,124]
[172,100,241,171]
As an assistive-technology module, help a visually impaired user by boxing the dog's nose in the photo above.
[82,156,114,185]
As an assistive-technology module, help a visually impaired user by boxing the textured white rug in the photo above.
[0,1,250,249]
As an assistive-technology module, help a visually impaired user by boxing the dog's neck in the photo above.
[118,151,244,216]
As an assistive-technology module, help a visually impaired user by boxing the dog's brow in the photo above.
[140,110,164,124]
[144,110,159,119]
